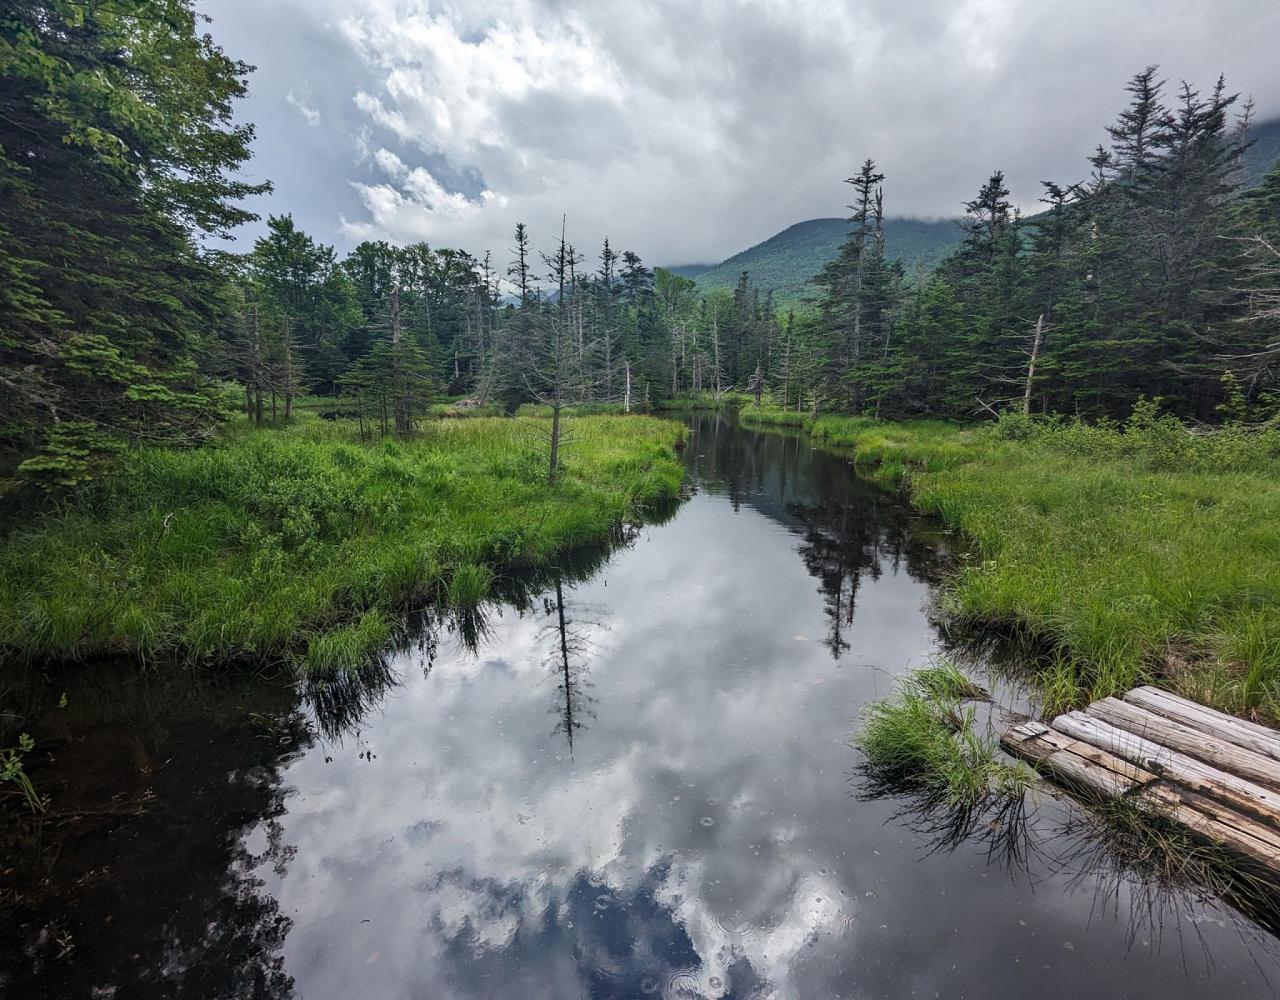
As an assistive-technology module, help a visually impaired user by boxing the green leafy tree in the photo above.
[0,0,267,485]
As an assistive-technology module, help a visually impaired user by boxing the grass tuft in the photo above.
[447,563,494,608]
[304,610,393,675]
[855,667,1030,810]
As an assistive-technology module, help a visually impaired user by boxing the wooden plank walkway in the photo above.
[1001,685,1280,872]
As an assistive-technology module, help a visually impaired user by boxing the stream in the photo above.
[3,412,1278,998]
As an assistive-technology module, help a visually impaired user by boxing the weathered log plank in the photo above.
[1135,783,1280,869]
[1124,687,1280,762]
[1052,711,1280,828]
[1087,697,1280,791]
[1002,722,1152,798]
[1004,720,1280,869]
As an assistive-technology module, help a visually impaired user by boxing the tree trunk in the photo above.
[249,304,264,425]
[391,286,410,436]
[712,308,722,398]
[1023,314,1044,416]
[548,399,561,486]
[283,316,295,419]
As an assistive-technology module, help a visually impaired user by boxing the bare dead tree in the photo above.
[975,314,1049,417]
[778,323,793,409]
[1023,313,1045,415]
[245,302,265,425]
[526,218,588,485]
[390,285,410,436]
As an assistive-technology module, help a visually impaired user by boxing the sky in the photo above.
[199,0,1280,267]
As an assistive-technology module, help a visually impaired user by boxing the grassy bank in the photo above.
[514,401,628,418]
[752,402,1280,721]
[0,414,685,672]
[292,395,504,420]
[654,391,752,411]
[737,404,811,429]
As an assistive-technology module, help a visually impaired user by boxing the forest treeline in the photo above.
[2,2,1278,489]
[797,69,1280,423]
[0,1,779,488]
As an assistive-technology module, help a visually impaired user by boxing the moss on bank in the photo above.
[745,401,1280,721]
[0,414,686,672]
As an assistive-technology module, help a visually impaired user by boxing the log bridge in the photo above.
[1001,685,1280,872]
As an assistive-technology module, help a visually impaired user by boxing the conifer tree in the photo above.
[1,0,268,484]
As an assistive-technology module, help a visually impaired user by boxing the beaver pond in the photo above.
[3,412,1279,998]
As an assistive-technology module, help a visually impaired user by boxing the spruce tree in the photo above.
[1,0,268,484]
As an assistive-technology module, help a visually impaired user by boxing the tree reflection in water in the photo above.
[541,574,612,754]
[686,411,954,663]
[9,415,1280,997]
[0,644,428,998]
[1,668,314,998]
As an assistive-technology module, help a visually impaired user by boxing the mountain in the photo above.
[684,216,963,311]
[1243,116,1280,187]
[676,120,1280,313]
[663,263,715,279]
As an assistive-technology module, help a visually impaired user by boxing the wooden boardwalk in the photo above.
[1002,686,1280,872]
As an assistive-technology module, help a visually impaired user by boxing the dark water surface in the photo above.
[4,413,1279,998]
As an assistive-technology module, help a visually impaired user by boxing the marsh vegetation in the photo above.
[744,401,1280,722]
[0,413,684,671]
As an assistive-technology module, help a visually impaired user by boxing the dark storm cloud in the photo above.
[200,0,1280,265]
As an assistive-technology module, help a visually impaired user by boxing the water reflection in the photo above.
[3,413,1279,998]
[0,669,306,998]
[544,575,602,753]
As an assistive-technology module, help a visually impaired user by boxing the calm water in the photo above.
[4,413,1279,998]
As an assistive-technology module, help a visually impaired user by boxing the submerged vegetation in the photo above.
[752,401,1280,721]
[0,413,684,671]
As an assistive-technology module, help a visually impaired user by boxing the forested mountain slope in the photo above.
[1243,116,1280,186]
[688,217,962,310]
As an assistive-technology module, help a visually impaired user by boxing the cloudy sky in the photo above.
[200,0,1280,267]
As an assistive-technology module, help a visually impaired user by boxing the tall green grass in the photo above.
[856,664,1031,809]
[0,413,685,673]
[653,391,752,411]
[737,404,812,429]
[795,408,1280,721]
[514,402,628,418]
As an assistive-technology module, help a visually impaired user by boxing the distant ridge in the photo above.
[668,118,1280,312]
[682,216,962,310]
[1243,116,1280,187]
[662,263,715,279]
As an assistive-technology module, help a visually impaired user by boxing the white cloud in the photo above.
[207,0,1280,265]
[285,86,322,126]
[340,146,508,243]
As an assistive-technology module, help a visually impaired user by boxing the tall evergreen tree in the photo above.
[1,0,268,484]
